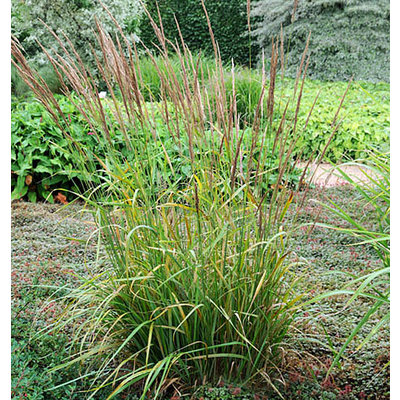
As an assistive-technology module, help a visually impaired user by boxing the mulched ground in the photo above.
[11,186,389,399]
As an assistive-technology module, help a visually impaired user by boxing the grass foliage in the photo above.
[12,64,63,97]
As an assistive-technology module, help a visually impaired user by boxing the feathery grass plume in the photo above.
[291,0,299,23]
[12,3,348,398]
[280,25,285,81]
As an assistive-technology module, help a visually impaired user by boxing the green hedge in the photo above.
[139,0,256,66]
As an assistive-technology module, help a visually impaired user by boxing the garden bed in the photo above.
[11,185,389,399]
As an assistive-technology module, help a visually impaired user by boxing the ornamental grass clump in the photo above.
[11,3,348,398]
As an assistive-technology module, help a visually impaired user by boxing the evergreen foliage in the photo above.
[139,0,257,66]
[252,0,390,82]
[11,0,142,74]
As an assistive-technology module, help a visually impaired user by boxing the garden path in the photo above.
[298,162,376,187]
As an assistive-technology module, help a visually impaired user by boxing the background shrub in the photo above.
[11,96,112,202]
[252,0,390,82]
[11,64,64,97]
[139,0,257,66]
[289,80,390,161]
[11,0,142,85]
[12,0,390,86]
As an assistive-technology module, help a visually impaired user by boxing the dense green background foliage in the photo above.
[10,95,291,203]
[252,0,390,82]
[288,80,390,160]
[219,72,389,161]
[11,0,142,92]
[139,0,256,66]
[11,0,390,84]
[11,96,108,202]
[11,76,389,203]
